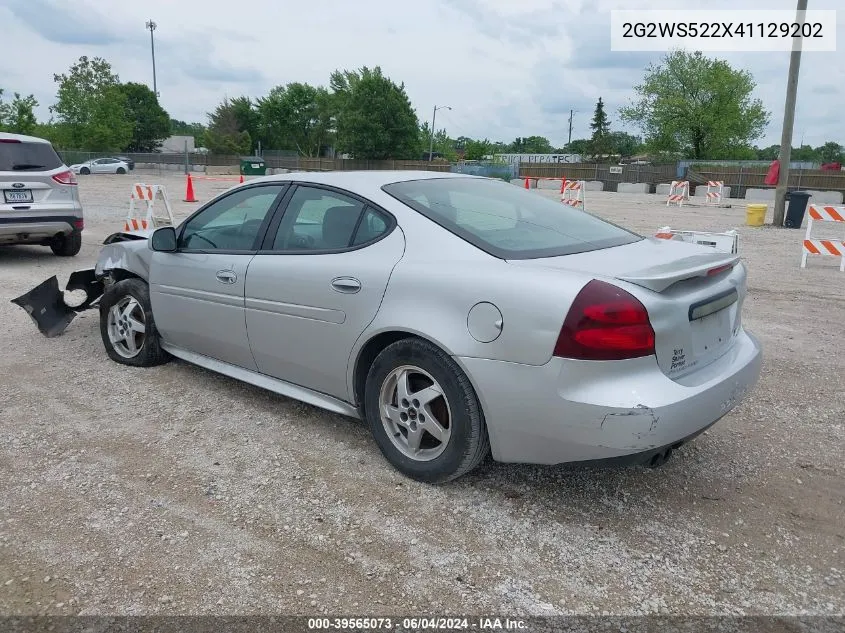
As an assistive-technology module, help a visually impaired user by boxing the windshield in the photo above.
[382,177,641,259]
[0,141,64,172]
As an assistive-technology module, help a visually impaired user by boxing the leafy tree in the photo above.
[563,138,591,155]
[418,122,454,160]
[791,144,819,161]
[170,119,207,144]
[818,141,844,163]
[50,56,133,151]
[620,50,770,159]
[1,90,39,135]
[607,131,643,158]
[330,66,418,159]
[204,98,251,155]
[509,136,553,153]
[589,97,612,157]
[756,144,780,161]
[256,83,334,156]
[119,82,169,152]
[229,96,260,148]
[464,138,494,161]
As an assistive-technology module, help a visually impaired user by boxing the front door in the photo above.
[244,185,404,399]
[149,183,287,369]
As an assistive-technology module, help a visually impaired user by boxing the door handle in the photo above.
[216,270,237,284]
[331,277,362,293]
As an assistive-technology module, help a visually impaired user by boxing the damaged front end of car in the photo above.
[11,230,152,338]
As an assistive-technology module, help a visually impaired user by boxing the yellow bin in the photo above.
[746,203,767,226]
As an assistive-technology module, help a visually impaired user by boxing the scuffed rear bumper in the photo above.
[458,330,762,465]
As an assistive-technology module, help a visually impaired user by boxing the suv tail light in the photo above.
[52,170,77,185]
[553,280,655,361]
[73,218,84,231]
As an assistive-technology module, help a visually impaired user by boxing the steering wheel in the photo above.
[292,233,315,249]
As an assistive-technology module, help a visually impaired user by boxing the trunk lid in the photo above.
[508,237,746,380]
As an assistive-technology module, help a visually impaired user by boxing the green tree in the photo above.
[0,90,39,135]
[607,131,642,158]
[330,66,418,159]
[256,83,334,156]
[818,141,844,163]
[119,82,170,152]
[756,144,780,161]
[589,97,612,158]
[229,96,260,148]
[204,98,251,155]
[170,119,207,144]
[50,56,132,150]
[791,144,819,161]
[418,122,455,160]
[563,138,591,155]
[464,138,494,161]
[620,50,770,159]
[509,136,553,153]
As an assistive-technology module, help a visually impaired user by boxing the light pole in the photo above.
[772,0,808,227]
[146,20,158,98]
[429,105,451,161]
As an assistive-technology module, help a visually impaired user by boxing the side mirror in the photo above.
[150,226,177,252]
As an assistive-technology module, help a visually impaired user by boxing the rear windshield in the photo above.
[382,177,641,259]
[0,141,64,172]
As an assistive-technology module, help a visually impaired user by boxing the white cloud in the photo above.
[0,0,842,148]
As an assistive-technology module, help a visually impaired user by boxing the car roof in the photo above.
[252,170,480,189]
[0,132,52,144]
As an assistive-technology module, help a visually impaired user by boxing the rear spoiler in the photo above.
[617,252,741,293]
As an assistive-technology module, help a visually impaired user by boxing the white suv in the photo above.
[0,132,84,256]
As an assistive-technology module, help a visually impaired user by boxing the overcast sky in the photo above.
[2,0,842,148]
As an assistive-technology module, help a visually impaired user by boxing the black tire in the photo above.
[116,167,126,174]
[80,167,90,175]
[364,338,490,484]
[50,232,82,256]
[98,279,170,367]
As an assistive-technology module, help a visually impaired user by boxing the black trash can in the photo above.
[784,191,812,228]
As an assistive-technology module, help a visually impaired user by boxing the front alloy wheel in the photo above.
[106,295,146,359]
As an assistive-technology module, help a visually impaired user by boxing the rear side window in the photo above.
[0,141,64,172]
[383,177,641,259]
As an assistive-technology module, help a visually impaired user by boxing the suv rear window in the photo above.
[0,141,64,172]
[382,177,641,259]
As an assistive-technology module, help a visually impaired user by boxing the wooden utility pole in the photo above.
[773,0,808,226]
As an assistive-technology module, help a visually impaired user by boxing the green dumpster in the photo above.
[240,156,266,176]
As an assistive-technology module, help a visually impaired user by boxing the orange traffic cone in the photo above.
[524,178,529,189]
[184,173,197,203]
[239,174,244,184]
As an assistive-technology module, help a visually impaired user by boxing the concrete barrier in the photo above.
[694,185,732,198]
[655,183,673,196]
[807,190,844,204]
[207,165,240,176]
[585,181,604,192]
[617,182,651,194]
[745,188,776,201]
[537,179,562,190]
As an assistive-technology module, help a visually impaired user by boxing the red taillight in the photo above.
[0,139,22,143]
[553,279,656,361]
[52,170,77,185]
[706,264,734,276]
[73,218,84,230]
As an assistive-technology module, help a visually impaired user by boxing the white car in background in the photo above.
[70,158,130,175]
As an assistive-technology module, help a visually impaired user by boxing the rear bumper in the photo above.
[458,329,762,465]
[0,215,80,243]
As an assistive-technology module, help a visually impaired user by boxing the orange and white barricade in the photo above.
[655,226,738,254]
[666,181,690,207]
[560,180,585,209]
[801,204,845,271]
[125,183,175,232]
[703,181,723,205]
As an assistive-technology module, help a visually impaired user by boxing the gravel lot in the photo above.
[1,172,843,617]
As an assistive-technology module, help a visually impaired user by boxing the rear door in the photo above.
[149,183,287,369]
[244,184,404,400]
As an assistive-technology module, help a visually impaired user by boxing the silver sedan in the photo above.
[16,171,762,483]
